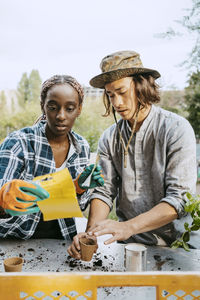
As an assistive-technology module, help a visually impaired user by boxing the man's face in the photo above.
[105,77,138,122]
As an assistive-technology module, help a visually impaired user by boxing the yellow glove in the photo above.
[0,179,49,216]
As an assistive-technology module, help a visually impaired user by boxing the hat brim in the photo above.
[90,67,161,89]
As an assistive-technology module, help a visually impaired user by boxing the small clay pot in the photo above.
[4,257,24,272]
[80,237,97,261]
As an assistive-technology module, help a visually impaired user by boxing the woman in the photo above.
[0,74,103,239]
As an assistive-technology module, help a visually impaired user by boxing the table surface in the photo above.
[0,238,200,273]
[1,230,200,300]
[1,219,200,299]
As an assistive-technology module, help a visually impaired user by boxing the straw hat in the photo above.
[90,50,160,89]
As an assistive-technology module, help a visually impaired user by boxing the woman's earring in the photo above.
[42,113,46,120]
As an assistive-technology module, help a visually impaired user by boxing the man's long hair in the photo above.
[103,74,160,116]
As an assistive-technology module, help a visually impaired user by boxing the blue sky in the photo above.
[0,0,194,90]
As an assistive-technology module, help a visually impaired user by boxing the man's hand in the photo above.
[0,179,49,216]
[67,232,98,259]
[74,164,104,194]
[88,202,178,245]
[88,219,133,245]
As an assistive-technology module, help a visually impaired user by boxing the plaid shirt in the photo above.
[0,121,90,240]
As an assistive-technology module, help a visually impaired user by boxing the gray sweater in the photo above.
[91,105,198,247]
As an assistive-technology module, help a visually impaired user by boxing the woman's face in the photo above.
[42,83,82,138]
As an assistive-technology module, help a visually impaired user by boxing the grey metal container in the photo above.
[125,243,147,271]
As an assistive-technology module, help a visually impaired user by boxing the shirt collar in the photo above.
[37,120,81,154]
[124,104,156,134]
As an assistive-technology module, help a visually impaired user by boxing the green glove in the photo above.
[78,164,104,190]
[0,179,49,216]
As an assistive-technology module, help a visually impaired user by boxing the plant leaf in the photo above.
[183,231,190,242]
[182,241,190,251]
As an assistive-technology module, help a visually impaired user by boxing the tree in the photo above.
[180,0,200,69]
[159,1,200,139]
[185,71,200,140]
[160,89,186,117]
[0,101,41,141]
[160,0,200,71]
[0,91,7,112]
[17,70,42,106]
[17,72,30,106]
[74,94,114,152]
[29,70,42,103]
[11,97,15,113]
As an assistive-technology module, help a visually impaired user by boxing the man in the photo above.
[68,50,197,259]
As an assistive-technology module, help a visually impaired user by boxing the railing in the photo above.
[0,271,200,300]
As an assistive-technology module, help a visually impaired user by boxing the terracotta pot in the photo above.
[80,237,97,261]
[4,257,23,272]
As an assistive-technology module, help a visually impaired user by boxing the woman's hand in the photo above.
[74,164,104,194]
[0,179,49,216]
[88,219,133,245]
[67,232,98,259]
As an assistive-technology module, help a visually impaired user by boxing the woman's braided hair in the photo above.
[40,75,84,106]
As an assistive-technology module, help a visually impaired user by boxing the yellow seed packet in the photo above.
[33,168,83,221]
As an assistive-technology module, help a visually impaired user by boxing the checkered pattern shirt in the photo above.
[0,121,90,240]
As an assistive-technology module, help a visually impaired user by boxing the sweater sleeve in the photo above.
[90,127,119,210]
[0,135,26,188]
[160,118,197,218]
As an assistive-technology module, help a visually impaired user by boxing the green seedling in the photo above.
[171,192,200,251]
